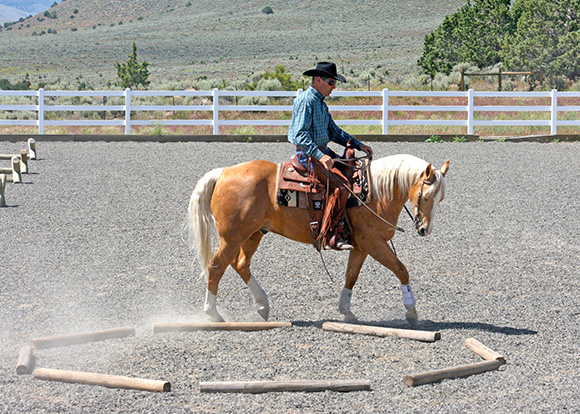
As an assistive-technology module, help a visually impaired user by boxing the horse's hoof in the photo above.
[257,302,270,321]
[405,308,418,326]
[343,311,358,323]
[205,309,225,322]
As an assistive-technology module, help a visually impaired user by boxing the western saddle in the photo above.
[276,144,371,251]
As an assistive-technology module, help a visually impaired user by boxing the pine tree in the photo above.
[418,0,514,77]
[501,0,580,85]
[115,42,150,90]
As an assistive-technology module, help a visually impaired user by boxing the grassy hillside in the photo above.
[0,0,466,89]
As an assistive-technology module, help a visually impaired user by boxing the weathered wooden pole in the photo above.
[153,321,292,333]
[403,359,503,387]
[30,327,136,349]
[16,346,35,375]
[34,368,171,392]
[322,321,440,342]
[199,379,372,393]
[465,338,506,364]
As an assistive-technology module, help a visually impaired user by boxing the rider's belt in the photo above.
[296,145,328,153]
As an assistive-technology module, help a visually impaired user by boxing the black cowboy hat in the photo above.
[303,62,346,83]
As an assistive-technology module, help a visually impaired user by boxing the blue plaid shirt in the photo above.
[288,86,363,161]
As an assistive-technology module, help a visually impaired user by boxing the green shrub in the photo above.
[115,42,150,89]
[425,134,444,143]
[151,122,164,135]
[262,6,274,14]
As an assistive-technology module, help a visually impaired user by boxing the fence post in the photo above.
[382,88,389,135]
[551,89,557,135]
[124,88,131,135]
[38,88,45,135]
[467,89,474,135]
[212,88,219,135]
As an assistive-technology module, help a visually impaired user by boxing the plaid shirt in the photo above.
[288,86,362,161]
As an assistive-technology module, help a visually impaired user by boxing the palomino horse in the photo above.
[187,154,449,324]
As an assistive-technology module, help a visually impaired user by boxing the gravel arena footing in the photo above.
[1,140,579,413]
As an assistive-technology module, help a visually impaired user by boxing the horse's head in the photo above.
[408,161,449,236]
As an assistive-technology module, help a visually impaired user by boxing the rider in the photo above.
[288,62,373,251]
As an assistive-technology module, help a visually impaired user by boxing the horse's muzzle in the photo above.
[415,220,430,237]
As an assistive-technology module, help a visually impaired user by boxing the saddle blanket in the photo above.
[276,158,371,210]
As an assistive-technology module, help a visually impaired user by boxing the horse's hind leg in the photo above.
[231,231,270,320]
[204,239,240,322]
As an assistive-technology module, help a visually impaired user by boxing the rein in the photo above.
[342,180,405,233]
[314,155,428,282]
[332,155,371,170]
[316,156,406,234]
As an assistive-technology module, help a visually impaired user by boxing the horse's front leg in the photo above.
[338,249,368,322]
[366,241,418,325]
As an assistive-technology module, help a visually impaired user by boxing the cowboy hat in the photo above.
[303,62,346,83]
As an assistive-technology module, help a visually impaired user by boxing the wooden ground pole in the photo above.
[34,368,171,392]
[30,327,136,349]
[322,321,440,342]
[153,321,292,332]
[403,359,504,387]
[199,379,372,393]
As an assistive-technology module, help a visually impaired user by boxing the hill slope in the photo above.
[0,0,466,88]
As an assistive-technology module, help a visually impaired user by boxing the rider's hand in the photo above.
[360,144,373,160]
[320,154,334,170]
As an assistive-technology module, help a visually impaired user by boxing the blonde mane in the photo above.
[371,154,445,201]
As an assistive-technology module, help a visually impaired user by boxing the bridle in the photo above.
[403,175,436,227]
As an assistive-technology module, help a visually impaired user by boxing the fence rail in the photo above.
[0,88,578,135]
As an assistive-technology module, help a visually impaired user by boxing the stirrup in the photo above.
[329,235,354,251]
[335,240,354,251]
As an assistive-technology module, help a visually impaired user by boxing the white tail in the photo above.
[187,167,223,279]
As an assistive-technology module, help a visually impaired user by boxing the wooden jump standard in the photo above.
[0,139,36,205]
[29,327,136,349]
[322,321,440,342]
[34,368,171,392]
[0,138,36,161]
[199,379,372,393]
[0,150,28,174]
[0,174,6,207]
[403,338,506,386]
[153,321,292,333]
[0,157,20,184]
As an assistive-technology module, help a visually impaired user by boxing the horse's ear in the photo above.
[424,164,435,182]
[440,160,450,176]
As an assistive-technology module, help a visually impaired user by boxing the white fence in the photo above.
[0,88,578,135]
